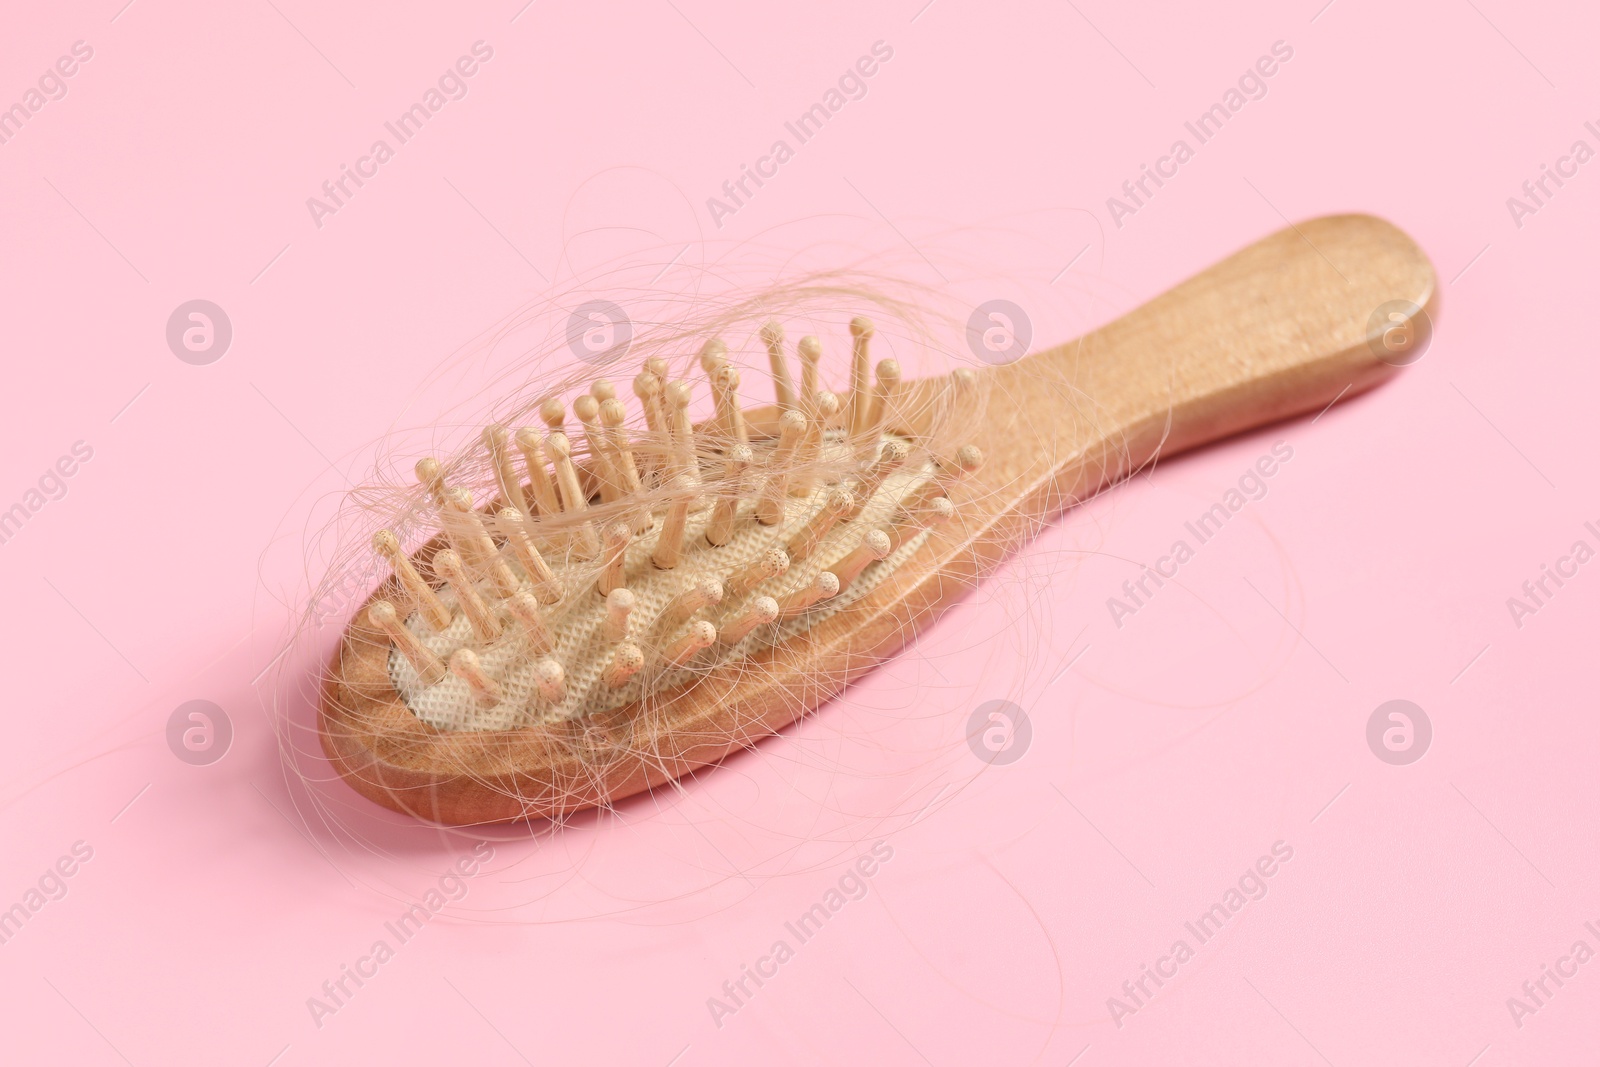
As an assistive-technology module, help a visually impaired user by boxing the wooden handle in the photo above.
[993,214,1436,494]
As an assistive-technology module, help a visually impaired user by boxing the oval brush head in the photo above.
[319,214,1436,826]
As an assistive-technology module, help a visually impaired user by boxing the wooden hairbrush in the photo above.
[318,214,1435,825]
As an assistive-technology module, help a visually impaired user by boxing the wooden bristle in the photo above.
[657,576,723,634]
[651,473,693,569]
[432,549,502,641]
[793,390,837,496]
[660,621,716,669]
[372,529,451,631]
[533,658,566,703]
[415,457,447,506]
[776,570,839,618]
[631,371,667,488]
[864,358,901,454]
[546,431,600,558]
[439,486,485,567]
[699,338,727,375]
[718,596,779,645]
[369,600,446,685]
[605,641,644,689]
[922,494,957,525]
[847,316,874,441]
[757,410,806,525]
[946,443,985,479]
[599,398,648,532]
[710,363,748,447]
[727,546,789,598]
[665,380,698,482]
[505,590,554,655]
[829,528,893,589]
[444,488,519,597]
[760,320,797,412]
[539,397,565,431]
[483,424,527,515]
[786,487,852,562]
[706,443,752,547]
[936,442,984,499]
[447,490,517,593]
[497,509,562,604]
[598,522,631,595]
[514,427,562,518]
[797,335,821,412]
[902,444,984,517]
[603,588,636,641]
[591,379,617,403]
[844,440,910,522]
[573,394,619,504]
[793,338,824,493]
[449,648,502,706]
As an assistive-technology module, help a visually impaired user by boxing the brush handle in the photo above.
[988,214,1436,502]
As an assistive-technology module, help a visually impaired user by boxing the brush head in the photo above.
[321,313,983,824]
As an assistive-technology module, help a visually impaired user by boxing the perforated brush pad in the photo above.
[390,435,935,731]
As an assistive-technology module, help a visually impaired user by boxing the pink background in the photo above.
[2,0,1597,1063]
